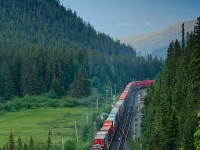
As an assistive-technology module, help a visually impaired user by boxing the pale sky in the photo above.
[60,0,200,38]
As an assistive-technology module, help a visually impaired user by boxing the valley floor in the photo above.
[0,107,94,147]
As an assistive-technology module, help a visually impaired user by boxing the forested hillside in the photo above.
[0,0,135,55]
[141,17,200,150]
[0,0,162,101]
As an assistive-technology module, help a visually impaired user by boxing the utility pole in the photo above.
[93,122,96,134]
[111,86,113,100]
[89,45,92,76]
[62,138,64,150]
[97,98,98,110]
[113,95,115,105]
[75,121,78,142]
[105,90,108,106]
[86,112,88,125]
[114,83,116,95]
[119,80,121,91]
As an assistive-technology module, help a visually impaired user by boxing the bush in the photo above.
[65,140,76,150]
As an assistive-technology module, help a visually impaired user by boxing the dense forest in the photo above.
[0,0,162,101]
[141,18,200,150]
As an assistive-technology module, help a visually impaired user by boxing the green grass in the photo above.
[0,107,94,147]
[129,140,142,150]
[0,91,120,148]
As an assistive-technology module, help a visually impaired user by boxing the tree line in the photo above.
[0,46,162,101]
[0,132,76,150]
[141,17,200,150]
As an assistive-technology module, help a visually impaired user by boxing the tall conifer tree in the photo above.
[8,132,15,150]
[182,23,185,51]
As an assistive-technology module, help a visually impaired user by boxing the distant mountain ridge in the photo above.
[120,19,197,59]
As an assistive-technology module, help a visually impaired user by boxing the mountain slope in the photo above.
[0,0,163,100]
[120,19,196,59]
[0,0,135,56]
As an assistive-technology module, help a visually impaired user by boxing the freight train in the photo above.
[91,80,155,150]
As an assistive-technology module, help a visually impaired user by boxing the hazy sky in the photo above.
[60,0,200,38]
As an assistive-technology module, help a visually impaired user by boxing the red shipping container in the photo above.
[103,123,113,132]
[119,92,127,101]
[94,137,105,147]
[124,87,130,91]
[148,80,151,86]
[135,81,139,87]
[144,80,147,86]
[114,104,120,109]
[104,120,114,130]
[100,126,113,145]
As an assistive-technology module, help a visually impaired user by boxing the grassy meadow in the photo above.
[0,107,95,147]
[0,91,116,149]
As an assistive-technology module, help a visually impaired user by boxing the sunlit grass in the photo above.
[0,107,94,146]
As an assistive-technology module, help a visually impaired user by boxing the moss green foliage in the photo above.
[141,17,200,150]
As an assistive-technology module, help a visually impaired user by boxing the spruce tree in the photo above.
[165,41,176,89]
[194,113,200,149]
[190,17,200,101]
[174,39,181,58]
[24,143,27,150]
[51,75,64,98]
[22,58,42,96]
[70,74,77,97]
[29,136,34,150]
[45,61,53,90]
[47,131,51,150]
[2,63,14,100]
[182,23,185,51]
[169,108,179,149]
[10,54,21,96]
[17,136,22,150]
[8,132,15,150]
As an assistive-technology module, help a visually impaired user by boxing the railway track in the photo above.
[109,89,139,150]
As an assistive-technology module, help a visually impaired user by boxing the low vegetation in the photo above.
[0,90,104,112]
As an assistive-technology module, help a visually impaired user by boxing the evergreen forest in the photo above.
[0,0,162,101]
[0,0,162,149]
[141,18,200,150]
